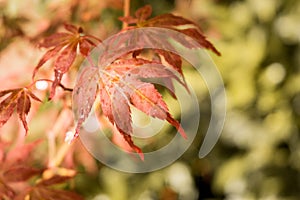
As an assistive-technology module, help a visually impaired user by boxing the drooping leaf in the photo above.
[130,82,168,120]
[54,43,78,74]
[17,90,31,134]
[50,43,77,99]
[27,90,42,102]
[73,66,99,139]
[0,89,18,98]
[129,82,187,139]
[111,89,132,135]
[79,35,101,57]
[121,131,144,161]
[98,80,114,123]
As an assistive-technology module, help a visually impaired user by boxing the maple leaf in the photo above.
[73,66,99,139]
[0,88,41,134]
[119,5,221,56]
[73,5,221,159]
[73,58,187,159]
[33,23,102,99]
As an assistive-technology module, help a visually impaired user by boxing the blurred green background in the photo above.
[1,0,300,199]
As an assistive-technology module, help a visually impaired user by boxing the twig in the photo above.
[122,0,131,29]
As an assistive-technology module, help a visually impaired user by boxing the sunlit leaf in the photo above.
[74,57,187,158]
[73,66,99,139]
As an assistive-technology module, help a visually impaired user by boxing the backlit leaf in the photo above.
[130,82,168,120]
[98,80,113,123]
[112,89,132,134]
[74,5,221,157]
[82,58,188,158]
[73,66,99,139]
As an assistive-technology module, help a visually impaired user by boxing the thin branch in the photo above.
[58,83,73,92]
[122,0,131,29]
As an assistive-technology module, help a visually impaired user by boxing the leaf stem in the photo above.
[122,0,131,29]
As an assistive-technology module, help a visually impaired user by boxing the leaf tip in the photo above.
[178,126,187,140]
[166,113,187,139]
[135,148,144,161]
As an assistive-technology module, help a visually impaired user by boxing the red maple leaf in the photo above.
[119,4,221,56]
[0,88,41,134]
[72,5,221,160]
[33,23,102,99]
[73,58,187,160]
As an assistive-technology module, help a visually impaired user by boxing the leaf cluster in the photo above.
[0,5,220,160]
